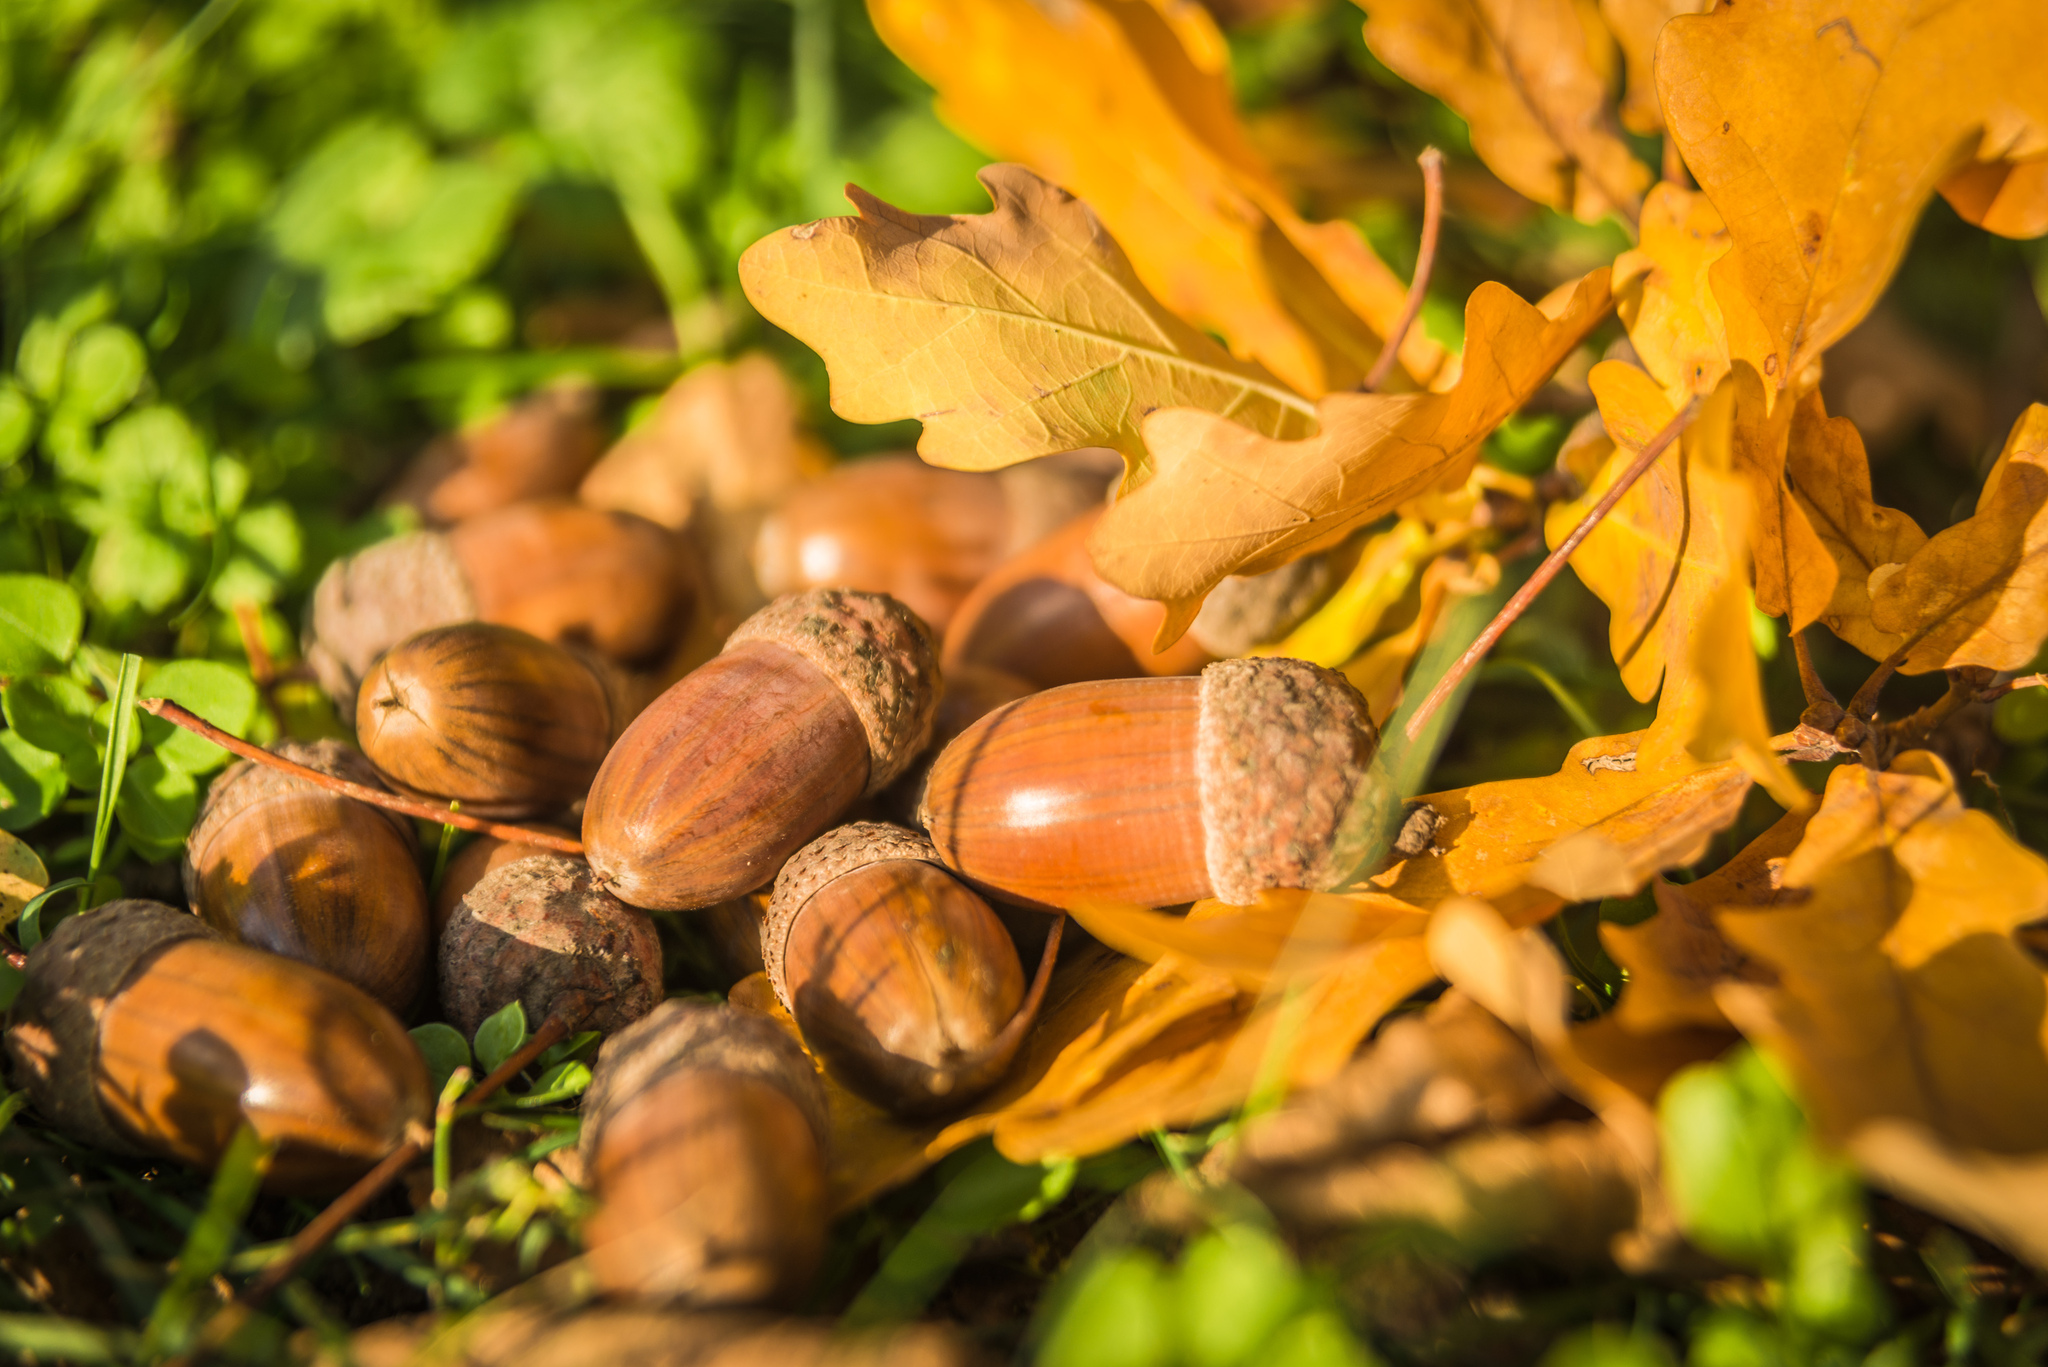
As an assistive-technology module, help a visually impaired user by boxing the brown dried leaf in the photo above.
[1357,0,1651,223]
[739,166,1315,477]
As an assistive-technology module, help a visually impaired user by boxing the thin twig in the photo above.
[1976,672,2046,704]
[1362,147,1444,393]
[172,1016,573,1366]
[1845,645,1909,723]
[1790,627,1842,731]
[136,697,584,854]
[1404,400,1700,742]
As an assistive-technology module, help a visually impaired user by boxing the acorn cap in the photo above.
[182,739,417,910]
[5,900,218,1154]
[304,530,478,705]
[761,822,942,1016]
[578,999,828,1168]
[724,589,938,794]
[1195,657,1394,905]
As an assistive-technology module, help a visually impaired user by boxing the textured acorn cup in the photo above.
[357,622,613,819]
[184,739,429,1015]
[764,823,1049,1116]
[440,853,664,1038]
[919,657,1393,909]
[579,1000,830,1307]
[431,824,576,939]
[303,501,693,705]
[942,506,1211,689]
[582,588,939,911]
[4,901,431,1191]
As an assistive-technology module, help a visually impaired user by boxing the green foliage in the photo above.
[411,1022,473,1095]
[141,1125,273,1361]
[474,1000,531,1075]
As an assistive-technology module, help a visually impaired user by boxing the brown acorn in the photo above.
[877,662,1038,825]
[356,622,613,819]
[582,588,939,911]
[184,739,429,1015]
[5,901,430,1191]
[763,824,1051,1116]
[431,824,577,939]
[440,853,664,1038]
[919,657,1396,910]
[304,500,695,705]
[578,1000,830,1307]
[384,384,606,525]
[943,507,1213,688]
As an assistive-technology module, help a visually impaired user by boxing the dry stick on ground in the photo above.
[1361,147,1445,394]
[136,697,585,855]
[1403,400,1701,743]
[170,1015,573,1367]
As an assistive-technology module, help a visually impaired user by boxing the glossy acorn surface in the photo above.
[6,902,430,1193]
[920,678,1207,909]
[357,622,612,818]
[185,739,429,1015]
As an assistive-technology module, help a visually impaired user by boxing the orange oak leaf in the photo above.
[738,166,1316,475]
[1066,889,1429,993]
[1870,404,2048,672]
[1612,183,1739,404]
[1659,0,2048,385]
[867,0,1444,398]
[1939,156,2048,240]
[1598,0,1711,134]
[1092,269,1613,626]
[1716,754,2048,1154]
[1784,389,1929,661]
[1356,0,1651,224]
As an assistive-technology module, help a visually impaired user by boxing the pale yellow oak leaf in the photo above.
[1784,389,1929,661]
[738,166,1315,475]
[867,0,1442,398]
[1717,755,2048,1153]
[1358,0,1651,224]
[1869,403,2048,672]
[1092,270,1613,626]
[1659,0,2048,385]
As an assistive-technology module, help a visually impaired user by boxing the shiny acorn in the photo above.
[919,657,1394,909]
[5,901,431,1191]
[183,739,430,1014]
[763,823,1045,1116]
[305,499,695,705]
[440,853,664,1038]
[943,507,1212,688]
[582,588,938,911]
[578,1000,830,1307]
[357,622,613,819]
[385,384,605,525]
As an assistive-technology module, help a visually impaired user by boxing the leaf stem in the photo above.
[1404,399,1699,742]
[1362,147,1444,394]
[134,698,584,854]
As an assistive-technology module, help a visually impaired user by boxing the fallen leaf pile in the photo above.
[736,0,2048,1288]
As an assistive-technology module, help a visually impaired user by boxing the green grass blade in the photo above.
[86,652,142,909]
[142,1123,274,1359]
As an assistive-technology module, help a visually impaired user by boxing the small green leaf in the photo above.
[0,575,84,674]
[1175,1224,1305,1367]
[0,732,65,834]
[1994,686,2048,745]
[0,381,35,470]
[410,1022,472,1095]
[1263,1309,1381,1367]
[537,1030,602,1070]
[4,674,102,788]
[57,323,147,422]
[18,878,89,949]
[1037,1247,1174,1367]
[513,1059,593,1107]
[474,999,530,1074]
[116,754,198,860]
[139,659,259,774]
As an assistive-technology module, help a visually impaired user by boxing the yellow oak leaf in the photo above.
[1357,0,1651,224]
[1066,889,1430,992]
[1612,183,1737,404]
[1679,575,1810,811]
[1659,0,2048,385]
[868,0,1443,399]
[738,165,1315,475]
[1784,389,1929,661]
[1092,269,1613,624]
[1370,729,1753,923]
[1939,156,2048,240]
[1598,0,1711,134]
[1870,404,2048,672]
[1851,1122,2048,1271]
[1716,755,2048,1153]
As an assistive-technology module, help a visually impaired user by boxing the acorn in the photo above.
[356,622,613,819]
[919,657,1395,909]
[183,739,430,1015]
[439,853,664,1038]
[877,662,1038,825]
[578,1000,830,1307]
[582,588,939,911]
[943,507,1213,688]
[431,824,577,939]
[5,901,430,1191]
[764,824,1052,1116]
[383,384,605,525]
[304,500,695,705]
